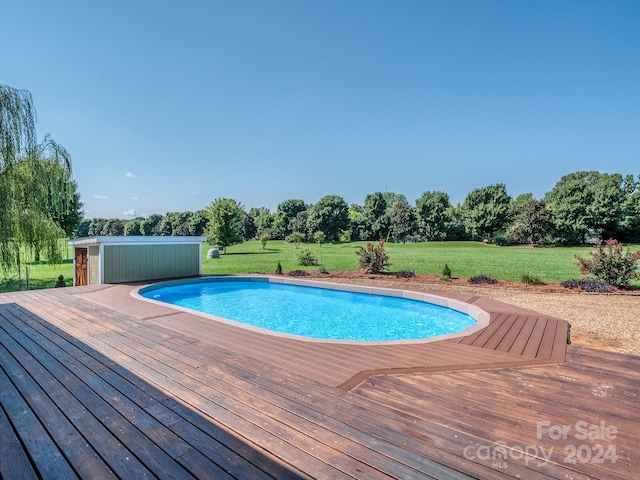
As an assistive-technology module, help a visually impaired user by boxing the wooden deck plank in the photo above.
[520,317,549,358]
[0,308,191,480]
[456,312,510,346]
[0,402,39,480]
[376,368,639,451]
[0,364,68,480]
[480,315,524,351]
[67,333,421,479]
[193,358,519,480]
[536,319,561,359]
[491,315,528,352]
[500,315,539,355]
[354,365,638,479]
[10,308,330,478]
[2,305,248,479]
[2,302,304,479]
[4,299,430,479]
[1,327,129,480]
[354,378,589,480]
[550,318,570,362]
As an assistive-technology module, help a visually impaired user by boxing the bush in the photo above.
[355,241,391,274]
[318,264,329,274]
[296,248,318,266]
[468,274,498,285]
[560,278,617,293]
[574,238,640,289]
[395,270,415,278]
[260,234,270,249]
[520,271,544,285]
[275,262,283,275]
[313,231,326,246]
[287,269,309,277]
[55,275,66,288]
[492,231,513,246]
[287,232,305,248]
[441,263,452,280]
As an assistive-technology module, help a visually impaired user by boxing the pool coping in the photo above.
[132,274,491,345]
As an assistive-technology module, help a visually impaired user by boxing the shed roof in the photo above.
[67,236,207,246]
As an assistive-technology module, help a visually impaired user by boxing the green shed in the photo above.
[67,236,207,286]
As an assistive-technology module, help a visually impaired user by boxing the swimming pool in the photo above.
[139,277,486,343]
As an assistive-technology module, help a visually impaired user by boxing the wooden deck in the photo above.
[0,283,637,479]
[75,282,571,390]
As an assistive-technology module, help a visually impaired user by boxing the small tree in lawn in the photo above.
[314,231,326,247]
[259,233,270,250]
[290,232,304,248]
[574,238,640,289]
[205,198,245,254]
[355,240,391,274]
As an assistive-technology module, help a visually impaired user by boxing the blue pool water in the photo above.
[141,279,476,342]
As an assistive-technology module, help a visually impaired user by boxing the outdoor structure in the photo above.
[67,236,207,286]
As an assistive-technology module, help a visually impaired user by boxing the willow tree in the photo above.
[0,84,76,272]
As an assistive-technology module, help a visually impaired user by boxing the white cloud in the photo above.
[123,209,137,217]
[132,196,139,201]
[125,172,137,178]
[93,194,109,200]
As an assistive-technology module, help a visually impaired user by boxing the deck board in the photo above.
[1,283,636,479]
[353,357,639,479]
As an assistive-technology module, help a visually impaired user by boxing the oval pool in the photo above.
[138,277,484,343]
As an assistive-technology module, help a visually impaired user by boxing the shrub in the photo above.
[395,270,415,278]
[574,238,640,289]
[296,248,318,266]
[492,231,513,246]
[55,275,66,288]
[287,232,305,248]
[260,234,270,249]
[468,274,498,285]
[355,241,391,274]
[560,278,617,293]
[441,263,452,280]
[520,271,544,285]
[275,262,283,275]
[318,264,329,274]
[313,231,326,246]
[287,269,309,277]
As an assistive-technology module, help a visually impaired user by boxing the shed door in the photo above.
[75,248,88,286]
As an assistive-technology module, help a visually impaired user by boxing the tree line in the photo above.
[76,170,640,249]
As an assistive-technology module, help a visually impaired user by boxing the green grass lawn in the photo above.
[0,259,74,292]
[2,240,638,293]
[203,240,637,285]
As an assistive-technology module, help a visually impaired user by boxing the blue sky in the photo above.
[3,0,639,219]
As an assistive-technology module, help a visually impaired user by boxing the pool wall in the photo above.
[134,274,491,344]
